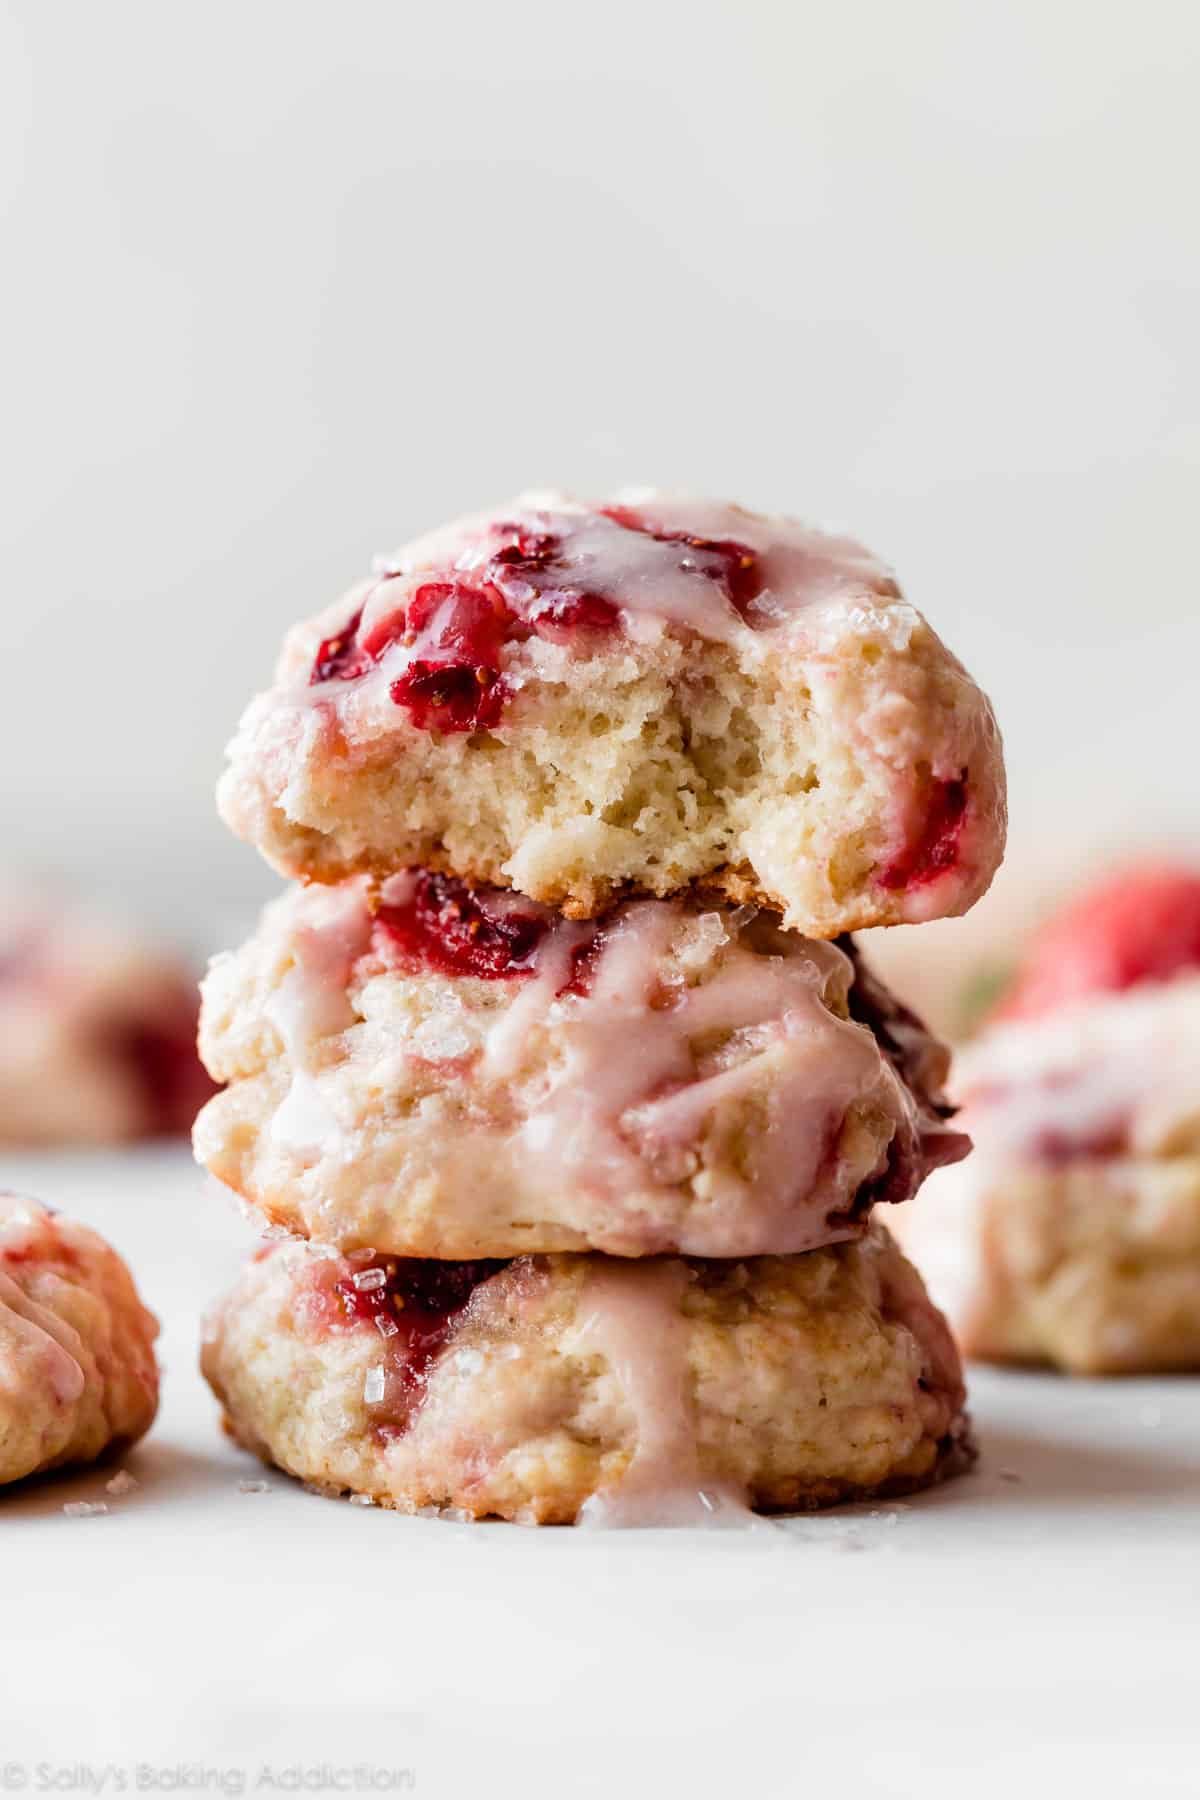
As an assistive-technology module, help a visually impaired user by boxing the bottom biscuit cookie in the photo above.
[201,1223,972,1524]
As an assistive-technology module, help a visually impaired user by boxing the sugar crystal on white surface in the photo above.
[105,1470,138,1497]
[363,1365,386,1405]
[675,910,729,972]
[349,1493,376,1507]
[62,1502,108,1518]
[352,1267,387,1292]
[238,1479,270,1494]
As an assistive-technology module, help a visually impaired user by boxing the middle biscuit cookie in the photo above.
[195,872,967,1258]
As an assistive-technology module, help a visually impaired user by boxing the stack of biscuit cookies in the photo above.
[196,490,1006,1524]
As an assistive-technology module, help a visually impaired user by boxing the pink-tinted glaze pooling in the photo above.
[485,521,621,634]
[599,505,762,620]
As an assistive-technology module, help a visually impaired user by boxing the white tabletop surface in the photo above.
[2,1146,1197,1798]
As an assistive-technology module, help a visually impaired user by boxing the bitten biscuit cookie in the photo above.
[218,492,1005,936]
[0,1193,159,1484]
[0,888,216,1146]
[202,1223,972,1524]
[194,875,967,1259]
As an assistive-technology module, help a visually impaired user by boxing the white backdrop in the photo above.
[2,0,1197,950]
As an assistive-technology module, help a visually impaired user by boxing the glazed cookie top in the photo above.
[220,491,1006,934]
[199,873,968,1256]
[292,490,902,727]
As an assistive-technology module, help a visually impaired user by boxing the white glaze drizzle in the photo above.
[296,491,898,716]
[399,491,894,644]
[0,1190,49,1260]
[257,883,921,1251]
[0,1270,86,1405]
[572,1260,756,1528]
[0,1195,87,1406]
[481,916,594,1083]
[492,903,904,1253]
[266,886,372,1152]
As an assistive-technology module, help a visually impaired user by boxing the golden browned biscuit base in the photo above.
[218,492,1005,937]
[202,1224,972,1524]
[0,1192,159,1484]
